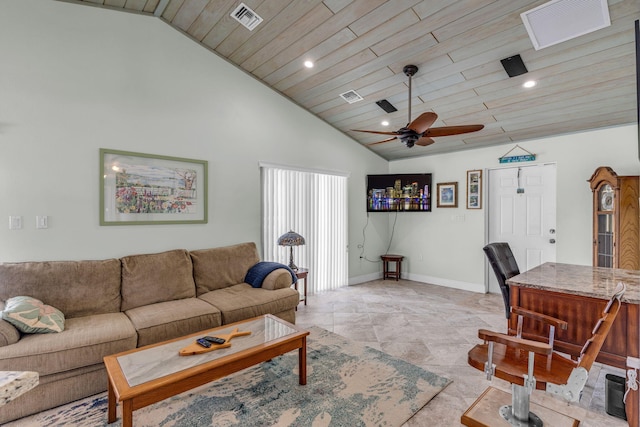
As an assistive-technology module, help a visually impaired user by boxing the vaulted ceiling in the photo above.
[61,0,637,160]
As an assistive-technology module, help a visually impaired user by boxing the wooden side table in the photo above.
[381,254,403,281]
[294,268,308,305]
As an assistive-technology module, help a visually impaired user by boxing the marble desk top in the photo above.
[507,262,640,304]
[0,371,39,406]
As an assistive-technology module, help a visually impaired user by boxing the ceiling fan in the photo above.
[352,65,484,148]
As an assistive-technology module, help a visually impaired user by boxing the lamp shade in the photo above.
[277,230,305,247]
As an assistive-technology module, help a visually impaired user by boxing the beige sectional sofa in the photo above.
[0,242,299,423]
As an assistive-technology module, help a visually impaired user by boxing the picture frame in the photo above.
[436,182,458,208]
[466,170,482,209]
[100,148,208,225]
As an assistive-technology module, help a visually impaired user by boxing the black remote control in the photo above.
[196,338,212,348]
[204,336,226,344]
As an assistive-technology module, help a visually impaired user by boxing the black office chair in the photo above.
[483,242,520,319]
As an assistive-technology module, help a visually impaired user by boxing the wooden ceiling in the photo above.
[62,0,637,160]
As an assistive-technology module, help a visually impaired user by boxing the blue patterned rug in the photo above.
[9,326,450,426]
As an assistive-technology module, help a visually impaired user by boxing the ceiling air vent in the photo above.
[521,0,610,50]
[339,90,363,104]
[231,3,263,31]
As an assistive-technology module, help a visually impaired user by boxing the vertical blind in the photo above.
[261,165,348,294]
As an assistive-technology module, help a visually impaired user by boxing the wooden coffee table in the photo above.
[103,314,309,427]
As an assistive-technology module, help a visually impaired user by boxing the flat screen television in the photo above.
[367,173,432,212]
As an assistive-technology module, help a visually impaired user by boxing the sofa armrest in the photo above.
[0,319,20,347]
[261,269,294,290]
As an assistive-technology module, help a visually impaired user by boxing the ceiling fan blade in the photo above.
[415,136,435,147]
[408,112,438,134]
[366,137,398,146]
[352,129,399,136]
[426,124,484,137]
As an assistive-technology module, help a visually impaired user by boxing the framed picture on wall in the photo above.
[436,182,458,208]
[100,148,208,225]
[466,170,482,209]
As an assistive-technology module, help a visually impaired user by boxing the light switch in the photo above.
[9,216,22,230]
[36,216,48,229]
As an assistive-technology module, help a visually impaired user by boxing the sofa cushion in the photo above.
[2,296,65,333]
[198,283,300,325]
[0,312,137,376]
[121,249,196,312]
[125,298,222,347]
[0,259,121,318]
[190,242,260,294]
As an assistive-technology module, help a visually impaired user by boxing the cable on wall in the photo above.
[358,213,381,263]
[385,210,398,255]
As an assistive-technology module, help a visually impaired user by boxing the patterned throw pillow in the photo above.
[2,296,65,333]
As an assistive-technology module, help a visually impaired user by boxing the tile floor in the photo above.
[294,279,629,427]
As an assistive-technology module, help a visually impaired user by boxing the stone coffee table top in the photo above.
[0,370,39,406]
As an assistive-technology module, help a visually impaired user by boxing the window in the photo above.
[261,164,348,294]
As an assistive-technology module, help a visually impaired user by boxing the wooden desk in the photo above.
[294,268,308,305]
[381,254,403,281]
[507,262,640,427]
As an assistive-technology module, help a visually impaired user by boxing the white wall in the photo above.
[389,125,640,292]
[1,0,638,292]
[0,0,389,280]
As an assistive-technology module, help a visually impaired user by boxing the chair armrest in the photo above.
[511,307,568,330]
[478,329,553,355]
[261,268,294,290]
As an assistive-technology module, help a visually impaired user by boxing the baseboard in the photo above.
[348,271,484,293]
[405,272,485,293]
[348,272,382,285]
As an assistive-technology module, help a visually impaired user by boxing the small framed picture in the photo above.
[436,182,458,208]
[466,170,482,209]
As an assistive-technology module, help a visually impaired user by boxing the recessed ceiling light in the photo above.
[304,60,314,68]
[523,80,537,88]
[381,120,390,126]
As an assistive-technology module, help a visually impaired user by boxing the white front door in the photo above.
[487,163,557,293]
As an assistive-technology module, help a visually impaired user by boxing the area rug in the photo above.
[9,326,451,427]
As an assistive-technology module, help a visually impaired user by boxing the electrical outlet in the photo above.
[450,215,466,222]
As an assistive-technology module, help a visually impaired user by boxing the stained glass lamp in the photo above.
[277,230,305,271]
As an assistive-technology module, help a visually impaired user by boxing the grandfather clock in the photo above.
[588,166,640,269]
